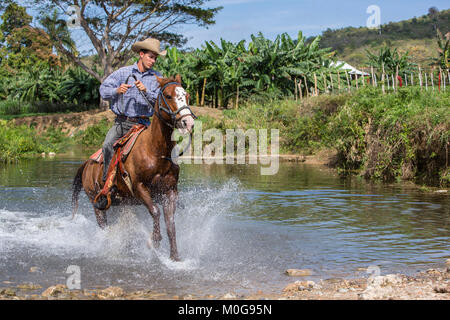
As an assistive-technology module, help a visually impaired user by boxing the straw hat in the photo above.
[131,38,167,56]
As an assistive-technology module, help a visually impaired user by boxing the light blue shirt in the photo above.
[99,63,162,118]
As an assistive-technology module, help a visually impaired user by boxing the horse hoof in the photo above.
[170,255,181,262]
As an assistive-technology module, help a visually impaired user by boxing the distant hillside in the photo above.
[310,8,450,68]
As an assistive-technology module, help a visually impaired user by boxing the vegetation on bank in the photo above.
[0,120,68,162]
[199,87,449,187]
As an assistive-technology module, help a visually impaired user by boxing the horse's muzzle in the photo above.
[178,115,195,134]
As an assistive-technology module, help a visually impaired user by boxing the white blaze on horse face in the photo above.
[174,87,194,134]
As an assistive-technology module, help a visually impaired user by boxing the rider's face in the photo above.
[140,51,157,70]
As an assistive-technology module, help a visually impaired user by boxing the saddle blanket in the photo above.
[89,124,146,164]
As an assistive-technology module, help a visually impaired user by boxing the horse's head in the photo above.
[155,75,195,134]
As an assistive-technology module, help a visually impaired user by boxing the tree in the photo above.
[0,3,62,72]
[26,0,222,83]
[0,2,32,39]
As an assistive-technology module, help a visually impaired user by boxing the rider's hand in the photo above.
[117,84,132,94]
[134,80,147,92]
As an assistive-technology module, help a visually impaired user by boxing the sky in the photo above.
[16,0,450,54]
[181,0,450,49]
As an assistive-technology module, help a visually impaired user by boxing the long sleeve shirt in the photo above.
[99,63,162,118]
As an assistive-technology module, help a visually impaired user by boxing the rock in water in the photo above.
[41,284,67,297]
[285,269,313,277]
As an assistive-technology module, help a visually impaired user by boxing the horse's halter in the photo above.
[155,81,197,129]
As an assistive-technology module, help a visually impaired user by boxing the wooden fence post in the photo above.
[298,80,303,100]
[294,78,298,101]
[419,66,423,89]
[329,73,334,93]
[381,63,385,94]
[345,70,350,92]
[337,71,341,91]
[201,78,206,106]
[431,71,434,90]
[371,66,374,86]
[314,73,318,96]
[235,85,239,109]
[303,75,309,98]
[395,65,399,91]
[425,72,428,90]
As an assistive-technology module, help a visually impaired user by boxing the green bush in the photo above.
[73,118,111,147]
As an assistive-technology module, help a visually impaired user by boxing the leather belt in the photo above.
[116,115,149,123]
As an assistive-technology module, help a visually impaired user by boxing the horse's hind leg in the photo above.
[135,183,162,248]
[94,208,107,229]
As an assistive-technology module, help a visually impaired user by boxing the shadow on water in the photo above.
[0,154,448,296]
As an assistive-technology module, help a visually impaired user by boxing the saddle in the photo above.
[90,124,146,208]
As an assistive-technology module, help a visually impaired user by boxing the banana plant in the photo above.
[435,28,450,70]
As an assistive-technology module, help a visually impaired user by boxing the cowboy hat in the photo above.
[131,38,167,57]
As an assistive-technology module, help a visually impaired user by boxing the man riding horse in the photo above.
[95,38,166,210]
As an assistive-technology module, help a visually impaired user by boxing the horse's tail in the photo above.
[72,161,88,220]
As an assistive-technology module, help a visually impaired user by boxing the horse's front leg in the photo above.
[136,183,162,248]
[163,189,180,261]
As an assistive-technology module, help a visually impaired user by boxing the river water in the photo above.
[0,153,449,296]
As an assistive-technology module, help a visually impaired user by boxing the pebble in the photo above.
[222,293,237,299]
[0,288,16,296]
[99,286,125,299]
[29,267,41,273]
[285,269,313,277]
[283,281,316,292]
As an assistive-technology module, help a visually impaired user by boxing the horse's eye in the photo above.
[165,95,172,99]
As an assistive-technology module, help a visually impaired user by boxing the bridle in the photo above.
[155,81,197,129]
[123,75,196,164]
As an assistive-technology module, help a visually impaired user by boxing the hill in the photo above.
[309,8,450,67]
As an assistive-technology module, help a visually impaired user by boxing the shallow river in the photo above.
[0,153,448,296]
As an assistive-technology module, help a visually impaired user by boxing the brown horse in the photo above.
[71,75,195,261]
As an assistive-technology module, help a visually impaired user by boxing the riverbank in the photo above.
[1,263,449,300]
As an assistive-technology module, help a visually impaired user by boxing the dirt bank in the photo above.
[1,264,449,300]
[11,106,224,137]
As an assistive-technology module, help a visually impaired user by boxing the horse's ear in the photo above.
[186,92,190,104]
[175,74,181,84]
